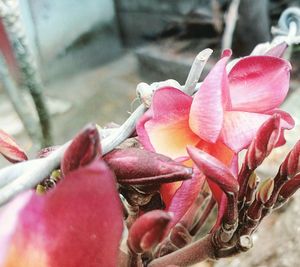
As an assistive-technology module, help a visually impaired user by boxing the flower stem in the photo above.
[148,235,215,267]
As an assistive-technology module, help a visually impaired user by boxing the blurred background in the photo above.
[0,1,300,266]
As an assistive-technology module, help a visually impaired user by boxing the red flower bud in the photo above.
[104,148,193,185]
[61,124,101,176]
[245,115,281,170]
[0,129,27,163]
[279,174,300,199]
[280,140,300,178]
[128,210,171,253]
[187,146,239,195]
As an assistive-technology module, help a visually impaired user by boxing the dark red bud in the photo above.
[279,174,300,199]
[128,210,171,253]
[280,140,300,178]
[246,115,281,170]
[0,129,28,163]
[104,148,192,185]
[187,146,239,195]
[61,124,101,176]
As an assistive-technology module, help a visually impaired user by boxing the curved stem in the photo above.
[149,234,215,267]
[0,104,147,205]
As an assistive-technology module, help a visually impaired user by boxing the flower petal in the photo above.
[166,170,205,231]
[265,42,288,57]
[221,111,271,152]
[189,51,231,142]
[137,87,200,159]
[0,130,27,163]
[0,160,123,267]
[265,109,295,147]
[229,56,291,112]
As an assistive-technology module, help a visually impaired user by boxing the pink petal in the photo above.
[229,56,291,112]
[266,109,295,130]
[0,130,27,163]
[137,87,200,159]
[221,111,271,152]
[265,42,288,57]
[166,170,205,232]
[1,160,123,267]
[189,51,231,142]
[265,109,295,148]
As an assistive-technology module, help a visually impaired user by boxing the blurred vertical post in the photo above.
[0,53,41,144]
[0,0,52,147]
[233,0,270,56]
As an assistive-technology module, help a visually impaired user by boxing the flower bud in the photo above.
[104,148,193,185]
[0,129,27,163]
[61,124,101,176]
[187,146,239,195]
[256,178,274,204]
[279,174,300,199]
[128,210,171,253]
[248,172,259,190]
[280,140,300,178]
[245,115,281,170]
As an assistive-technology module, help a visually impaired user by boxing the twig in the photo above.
[221,0,241,50]
[0,53,41,144]
[183,49,213,95]
[0,104,146,205]
[0,0,52,147]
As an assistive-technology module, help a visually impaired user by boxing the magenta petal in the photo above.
[189,52,231,142]
[1,160,123,267]
[166,170,205,232]
[221,111,271,152]
[229,56,291,112]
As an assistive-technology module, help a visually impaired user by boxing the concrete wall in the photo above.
[114,0,215,46]
[20,0,122,81]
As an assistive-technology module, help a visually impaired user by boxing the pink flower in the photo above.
[0,160,123,267]
[136,50,294,207]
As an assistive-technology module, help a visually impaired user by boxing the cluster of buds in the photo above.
[0,113,299,267]
[110,115,300,266]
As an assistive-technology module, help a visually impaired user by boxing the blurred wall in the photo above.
[19,0,122,81]
[114,0,218,46]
